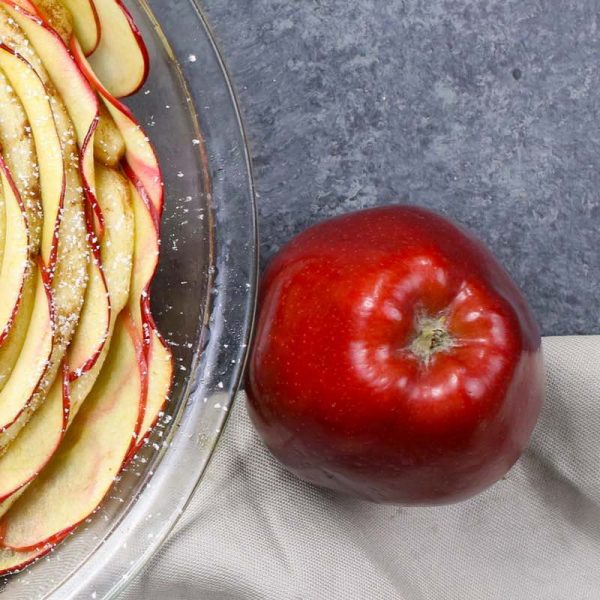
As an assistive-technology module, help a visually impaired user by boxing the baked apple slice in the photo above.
[0,312,143,551]
[86,0,148,97]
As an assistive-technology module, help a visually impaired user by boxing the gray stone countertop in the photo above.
[201,0,600,336]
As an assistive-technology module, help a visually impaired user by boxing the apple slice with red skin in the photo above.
[0,279,36,395]
[0,176,5,268]
[0,165,133,516]
[0,542,56,576]
[0,186,6,267]
[0,41,63,269]
[59,0,100,54]
[0,170,169,542]
[86,0,148,98]
[15,0,126,173]
[57,9,170,442]
[72,39,164,217]
[30,0,73,43]
[124,170,172,454]
[0,312,143,552]
[68,163,134,402]
[0,265,54,450]
[93,102,126,167]
[4,1,110,375]
[138,324,172,449]
[0,69,40,392]
[66,246,110,379]
[0,44,61,448]
[0,369,68,508]
[1,0,103,237]
[0,33,88,450]
[26,0,97,55]
[0,67,41,252]
[0,156,29,347]
[1,0,35,11]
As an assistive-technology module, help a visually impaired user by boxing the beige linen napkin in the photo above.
[120,337,600,600]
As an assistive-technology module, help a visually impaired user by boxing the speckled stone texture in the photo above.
[201,0,600,335]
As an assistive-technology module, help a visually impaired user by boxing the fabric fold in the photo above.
[121,336,600,600]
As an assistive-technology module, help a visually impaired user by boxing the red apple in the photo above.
[247,205,544,505]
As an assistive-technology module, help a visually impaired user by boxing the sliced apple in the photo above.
[0,369,67,507]
[94,102,126,167]
[0,180,5,269]
[0,67,41,251]
[126,176,159,334]
[126,172,172,450]
[27,0,100,57]
[0,313,143,552]
[0,279,36,395]
[0,156,29,346]
[60,0,100,54]
[66,172,110,382]
[0,69,41,394]
[0,42,62,267]
[1,0,36,11]
[134,327,172,449]
[29,0,73,44]
[0,544,53,576]
[88,165,134,319]
[67,165,133,418]
[66,164,132,387]
[0,0,171,564]
[0,44,61,447]
[72,40,164,217]
[0,31,88,449]
[66,260,109,378]
[0,266,53,450]
[86,0,148,98]
[1,1,101,237]
[0,165,133,516]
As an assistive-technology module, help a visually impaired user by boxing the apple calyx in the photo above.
[409,314,453,364]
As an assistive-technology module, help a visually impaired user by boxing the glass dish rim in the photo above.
[11,0,259,597]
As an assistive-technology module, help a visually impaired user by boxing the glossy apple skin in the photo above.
[247,205,544,505]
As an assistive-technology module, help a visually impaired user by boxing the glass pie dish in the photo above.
[0,0,257,598]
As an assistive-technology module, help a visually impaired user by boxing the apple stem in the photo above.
[409,314,453,365]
